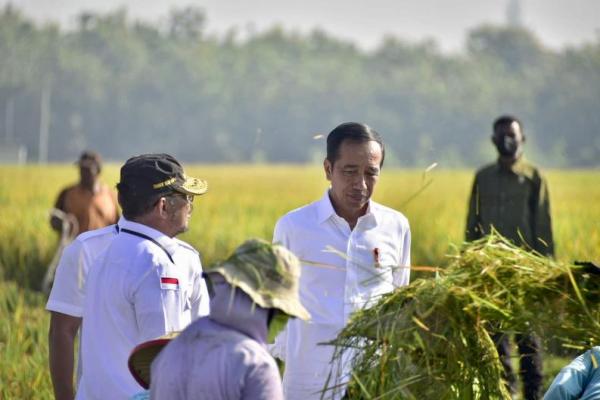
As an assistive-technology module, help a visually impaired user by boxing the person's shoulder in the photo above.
[98,182,117,193]
[475,162,497,177]
[55,183,78,200]
[519,160,545,180]
[230,334,273,359]
[75,224,118,243]
[277,199,320,224]
[69,225,118,256]
[61,183,79,193]
[371,201,409,226]
[173,238,199,255]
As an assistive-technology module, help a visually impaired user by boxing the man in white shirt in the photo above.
[272,122,411,400]
[76,153,210,400]
[47,219,123,400]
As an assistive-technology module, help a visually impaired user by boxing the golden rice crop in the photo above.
[0,164,598,398]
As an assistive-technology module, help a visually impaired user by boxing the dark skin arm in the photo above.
[48,311,82,400]
[465,176,482,242]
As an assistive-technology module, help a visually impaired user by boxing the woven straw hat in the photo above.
[128,332,179,389]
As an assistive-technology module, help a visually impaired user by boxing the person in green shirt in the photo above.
[466,115,554,400]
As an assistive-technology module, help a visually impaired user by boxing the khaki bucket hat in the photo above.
[128,332,179,389]
[208,238,310,321]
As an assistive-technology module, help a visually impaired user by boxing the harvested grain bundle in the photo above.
[326,233,600,400]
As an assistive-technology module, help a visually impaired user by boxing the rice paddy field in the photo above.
[0,164,598,398]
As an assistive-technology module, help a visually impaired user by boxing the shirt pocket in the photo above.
[352,246,397,289]
[159,275,191,312]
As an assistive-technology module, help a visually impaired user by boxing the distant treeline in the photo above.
[0,6,599,167]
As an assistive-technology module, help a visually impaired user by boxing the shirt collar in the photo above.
[119,219,178,255]
[316,190,337,224]
[115,215,127,232]
[317,189,379,226]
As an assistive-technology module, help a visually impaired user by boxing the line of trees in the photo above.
[0,5,599,167]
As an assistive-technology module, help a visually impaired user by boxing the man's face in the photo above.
[324,140,383,218]
[79,163,100,184]
[493,121,524,159]
[165,193,194,236]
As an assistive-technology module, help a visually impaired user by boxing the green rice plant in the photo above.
[0,165,597,398]
[0,165,598,289]
[328,233,600,399]
[0,281,52,398]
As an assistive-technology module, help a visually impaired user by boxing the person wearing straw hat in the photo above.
[271,122,411,399]
[145,239,310,400]
[76,154,210,400]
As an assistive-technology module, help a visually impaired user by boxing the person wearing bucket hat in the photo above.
[76,154,211,400]
[147,238,310,400]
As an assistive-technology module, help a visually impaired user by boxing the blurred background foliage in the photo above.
[0,4,599,167]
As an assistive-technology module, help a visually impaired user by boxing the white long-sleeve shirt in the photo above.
[77,220,210,400]
[272,190,411,400]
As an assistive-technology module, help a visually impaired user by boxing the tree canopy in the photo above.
[1,6,598,167]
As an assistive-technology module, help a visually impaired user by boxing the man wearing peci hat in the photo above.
[76,154,211,400]
[50,150,119,238]
[146,239,310,400]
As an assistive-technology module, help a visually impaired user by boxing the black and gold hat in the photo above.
[117,153,207,198]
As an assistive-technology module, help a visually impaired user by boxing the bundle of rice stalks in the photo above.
[327,233,600,399]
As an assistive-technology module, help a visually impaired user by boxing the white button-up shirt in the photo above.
[77,220,210,400]
[47,220,122,318]
[272,190,411,400]
[46,218,123,385]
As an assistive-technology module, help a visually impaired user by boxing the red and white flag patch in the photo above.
[160,277,179,290]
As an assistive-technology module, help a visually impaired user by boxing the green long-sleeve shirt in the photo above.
[466,158,554,256]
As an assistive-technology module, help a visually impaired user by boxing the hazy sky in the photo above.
[4,0,599,52]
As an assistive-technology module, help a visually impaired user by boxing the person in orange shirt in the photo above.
[50,151,119,238]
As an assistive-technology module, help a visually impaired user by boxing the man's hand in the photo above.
[49,209,78,238]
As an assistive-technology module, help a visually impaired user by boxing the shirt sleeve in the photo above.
[466,175,482,242]
[270,216,290,360]
[46,240,86,317]
[544,349,593,399]
[131,256,184,341]
[191,258,210,319]
[273,216,291,248]
[532,173,555,257]
[393,220,411,287]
